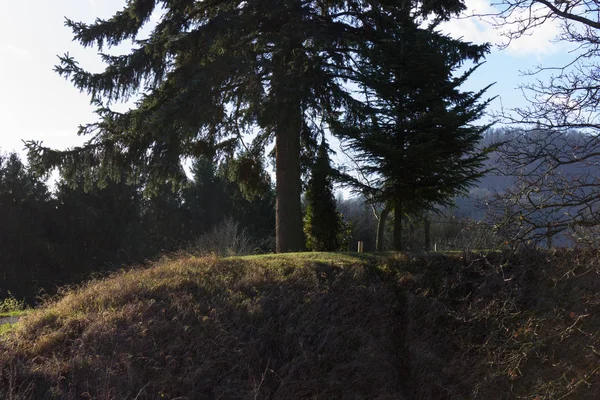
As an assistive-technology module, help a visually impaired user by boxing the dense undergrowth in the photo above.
[0,250,598,399]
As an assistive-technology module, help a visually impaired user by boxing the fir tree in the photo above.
[25,0,475,253]
[24,0,363,252]
[54,172,145,268]
[333,6,493,251]
[181,156,223,239]
[304,138,341,252]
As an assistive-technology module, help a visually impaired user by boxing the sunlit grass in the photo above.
[0,309,28,318]
[0,310,28,336]
[0,323,15,336]
[234,251,380,266]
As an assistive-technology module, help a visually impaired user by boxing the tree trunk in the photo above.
[424,214,431,251]
[275,96,304,253]
[272,34,305,253]
[393,200,402,251]
[376,203,391,252]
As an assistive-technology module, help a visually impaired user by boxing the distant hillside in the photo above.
[447,128,600,229]
[1,250,598,399]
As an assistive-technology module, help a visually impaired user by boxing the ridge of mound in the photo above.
[1,251,599,399]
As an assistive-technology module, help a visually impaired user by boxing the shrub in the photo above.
[189,217,253,256]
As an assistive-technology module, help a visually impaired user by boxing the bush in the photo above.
[0,294,25,315]
[189,217,253,256]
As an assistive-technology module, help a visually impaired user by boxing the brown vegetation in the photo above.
[0,250,598,399]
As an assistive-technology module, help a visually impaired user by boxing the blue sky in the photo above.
[0,0,574,157]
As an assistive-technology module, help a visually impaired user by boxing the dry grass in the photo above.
[384,250,600,399]
[0,250,598,399]
[0,253,403,399]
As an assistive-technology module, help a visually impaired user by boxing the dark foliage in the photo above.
[0,152,274,302]
[0,153,55,300]
[304,139,342,251]
[24,0,483,253]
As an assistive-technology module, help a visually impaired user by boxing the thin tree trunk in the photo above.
[376,204,391,252]
[424,214,431,251]
[393,200,402,251]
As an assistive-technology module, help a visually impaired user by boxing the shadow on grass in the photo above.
[1,250,599,399]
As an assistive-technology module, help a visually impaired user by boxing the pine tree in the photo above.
[53,170,145,269]
[24,0,371,253]
[181,156,223,239]
[304,138,341,252]
[25,0,478,253]
[217,157,276,246]
[333,6,493,251]
[0,152,55,300]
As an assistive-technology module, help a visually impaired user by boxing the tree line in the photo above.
[3,143,481,302]
[0,152,275,302]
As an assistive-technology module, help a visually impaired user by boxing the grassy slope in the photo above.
[0,250,599,399]
[0,310,29,336]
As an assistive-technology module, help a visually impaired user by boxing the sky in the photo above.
[0,0,576,158]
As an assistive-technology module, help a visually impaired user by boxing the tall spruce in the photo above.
[333,5,493,251]
[25,0,479,253]
[24,0,374,253]
[304,137,341,251]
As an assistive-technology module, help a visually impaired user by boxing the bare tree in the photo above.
[489,128,600,245]
[485,0,600,130]
[478,1,600,246]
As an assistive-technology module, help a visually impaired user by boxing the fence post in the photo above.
[357,241,364,253]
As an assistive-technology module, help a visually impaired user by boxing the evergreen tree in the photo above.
[53,172,145,272]
[24,0,365,252]
[0,152,55,300]
[304,138,341,251]
[334,6,493,251]
[183,154,276,248]
[181,156,224,239]
[217,158,276,247]
[25,0,476,253]
[141,183,187,254]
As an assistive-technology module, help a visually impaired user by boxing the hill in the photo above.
[1,251,599,399]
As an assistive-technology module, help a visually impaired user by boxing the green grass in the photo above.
[235,251,379,264]
[0,310,28,337]
[0,250,599,399]
[0,295,29,336]
[0,309,28,318]
[0,322,16,336]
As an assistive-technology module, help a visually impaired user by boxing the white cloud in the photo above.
[439,0,568,57]
[440,16,498,46]
[6,45,31,59]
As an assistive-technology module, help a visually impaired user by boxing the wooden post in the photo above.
[357,241,364,253]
